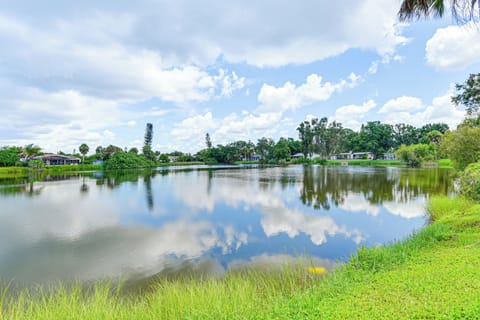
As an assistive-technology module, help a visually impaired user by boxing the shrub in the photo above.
[104,152,155,170]
[458,161,480,202]
[291,157,311,164]
[395,143,436,167]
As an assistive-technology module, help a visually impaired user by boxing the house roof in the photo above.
[33,154,80,161]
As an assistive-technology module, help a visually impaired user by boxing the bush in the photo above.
[104,152,156,170]
[291,157,311,164]
[312,158,327,165]
[28,159,44,168]
[395,143,436,167]
[458,162,480,202]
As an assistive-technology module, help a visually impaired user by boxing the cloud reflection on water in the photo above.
[0,166,448,284]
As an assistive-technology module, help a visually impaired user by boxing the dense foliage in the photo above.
[458,162,480,201]
[440,124,480,170]
[395,143,436,167]
[0,146,20,166]
[104,152,156,170]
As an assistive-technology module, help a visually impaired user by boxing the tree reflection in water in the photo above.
[300,166,452,211]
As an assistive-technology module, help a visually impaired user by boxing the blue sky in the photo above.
[0,1,479,154]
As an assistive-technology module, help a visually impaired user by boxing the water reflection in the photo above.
[0,165,451,285]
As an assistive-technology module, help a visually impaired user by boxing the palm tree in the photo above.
[22,144,41,160]
[79,143,89,164]
[399,0,479,22]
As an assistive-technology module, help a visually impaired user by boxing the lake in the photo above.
[0,165,452,285]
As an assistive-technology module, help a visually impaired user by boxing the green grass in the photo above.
[436,158,453,169]
[0,165,102,179]
[0,167,29,178]
[44,164,103,172]
[1,196,480,319]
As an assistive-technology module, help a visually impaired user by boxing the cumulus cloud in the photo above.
[170,112,218,144]
[169,110,286,153]
[0,87,127,151]
[260,206,364,245]
[426,22,480,69]
[381,90,465,129]
[258,73,362,112]
[378,96,425,114]
[332,100,377,130]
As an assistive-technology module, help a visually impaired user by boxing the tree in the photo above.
[396,143,436,167]
[274,138,291,161]
[22,144,41,160]
[79,143,89,163]
[297,121,314,158]
[256,137,275,162]
[325,121,346,157]
[393,123,420,148]
[205,133,212,149]
[144,123,153,150]
[0,146,20,166]
[452,73,480,118]
[128,147,139,154]
[143,123,155,161]
[311,117,328,157]
[440,125,480,170]
[399,0,480,22]
[358,121,394,159]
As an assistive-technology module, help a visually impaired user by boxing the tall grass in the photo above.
[0,266,324,320]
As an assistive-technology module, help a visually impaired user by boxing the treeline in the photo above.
[0,120,450,167]
[296,118,448,159]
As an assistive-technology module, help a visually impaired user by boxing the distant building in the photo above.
[32,154,81,165]
[242,153,261,161]
[291,153,321,159]
[330,152,374,160]
[383,153,396,161]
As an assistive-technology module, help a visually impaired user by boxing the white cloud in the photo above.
[215,70,245,98]
[258,73,361,112]
[379,96,425,114]
[381,90,464,129]
[332,100,377,130]
[383,199,426,219]
[170,112,218,149]
[171,171,364,246]
[426,22,480,69]
[0,0,407,72]
[338,193,380,216]
[169,110,285,153]
[0,14,243,105]
[0,87,127,152]
[260,206,363,245]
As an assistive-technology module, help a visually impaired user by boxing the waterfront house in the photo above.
[330,151,375,160]
[32,154,81,165]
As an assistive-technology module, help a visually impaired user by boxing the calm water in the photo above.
[0,165,451,284]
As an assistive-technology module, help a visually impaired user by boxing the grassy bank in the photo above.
[0,165,103,179]
[1,196,479,319]
[0,167,29,179]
